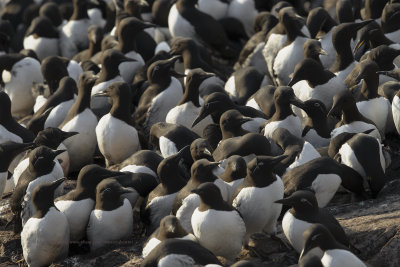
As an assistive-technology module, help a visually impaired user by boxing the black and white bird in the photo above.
[232,155,287,241]
[142,215,197,258]
[95,82,141,166]
[10,146,65,232]
[60,72,98,172]
[300,224,366,267]
[276,190,350,255]
[87,178,135,251]
[191,182,246,261]
[142,147,188,234]
[21,178,70,267]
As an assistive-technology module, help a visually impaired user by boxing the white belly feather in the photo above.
[87,199,133,251]
[22,207,69,267]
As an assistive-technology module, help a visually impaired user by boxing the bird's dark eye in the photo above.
[311,234,320,241]
[314,103,320,107]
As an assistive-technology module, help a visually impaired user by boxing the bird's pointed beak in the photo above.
[93,91,109,97]
[65,131,79,138]
[319,48,328,56]
[170,69,186,78]
[274,196,294,205]
[201,72,216,79]
[54,149,66,157]
[119,186,136,194]
[49,177,66,191]
[239,117,252,125]
[192,108,208,127]
[191,188,200,194]
[202,148,212,156]
[289,95,305,109]
[287,77,298,87]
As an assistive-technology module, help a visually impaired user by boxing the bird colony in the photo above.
[0,0,399,266]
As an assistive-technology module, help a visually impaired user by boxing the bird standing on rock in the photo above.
[21,178,70,267]
[232,155,287,241]
[60,72,98,172]
[95,82,141,166]
[87,178,135,252]
[191,182,246,261]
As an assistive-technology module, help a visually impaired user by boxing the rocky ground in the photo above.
[1,136,400,267]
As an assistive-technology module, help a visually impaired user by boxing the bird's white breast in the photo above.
[23,35,59,61]
[224,178,244,204]
[88,8,106,28]
[142,237,162,258]
[198,0,228,20]
[356,97,391,136]
[87,199,133,251]
[5,157,29,194]
[273,37,308,86]
[166,102,213,137]
[191,208,245,260]
[120,165,157,178]
[67,61,83,84]
[392,95,400,134]
[119,51,145,84]
[33,95,48,113]
[311,174,342,207]
[227,0,257,36]
[168,4,196,38]
[232,177,283,237]
[158,254,196,266]
[4,57,43,118]
[263,33,286,76]
[224,75,238,100]
[264,115,302,140]
[147,193,178,231]
[322,249,366,267]
[146,77,183,130]
[159,136,179,158]
[338,143,366,178]
[246,98,262,111]
[287,141,320,171]
[319,28,336,69]
[55,198,95,241]
[96,114,140,165]
[176,193,201,233]
[61,19,90,49]
[0,124,23,144]
[22,162,64,225]
[282,211,313,253]
[45,98,75,129]
[21,207,69,267]
[331,121,381,142]
[0,172,6,197]
[61,108,98,171]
